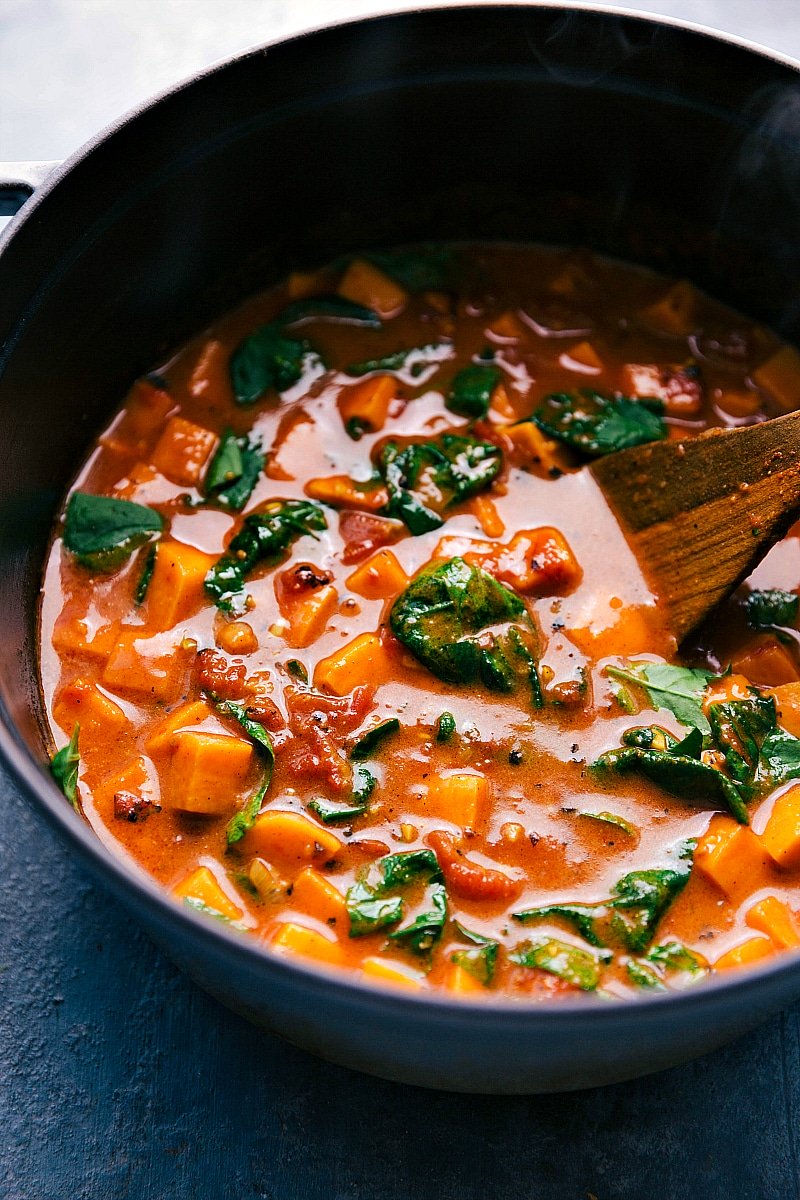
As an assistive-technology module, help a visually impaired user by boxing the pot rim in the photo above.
[3,0,800,1027]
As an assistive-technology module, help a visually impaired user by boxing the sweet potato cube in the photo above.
[694,816,772,897]
[361,957,425,989]
[338,259,407,319]
[761,786,800,869]
[271,922,346,966]
[753,345,800,412]
[51,618,120,663]
[103,631,194,702]
[52,678,129,744]
[639,280,697,335]
[570,604,662,661]
[426,773,488,829]
[486,310,526,341]
[560,340,603,372]
[501,421,569,476]
[144,699,214,755]
[314,632,393,695]
[346,550,409,600]
[94,754,159,814]
[467,496,505,539]
[745,896,800,949]
[152,416,218,486]
[771,682,800,738]
[174,865,243,921]
[285,584,339,649]
[189,338,232,404]
[444,962,485,994]
[245,811,341,863]
[731,639,799,687]
[338,374,396,434]
[489,382,516,419]
[145,541,216,631]
[305,474,388,511]
[714,937,775,971]
[119,378,174,443]
[290,866,347,925]
[286,269,329,299]
[165,731,253,815]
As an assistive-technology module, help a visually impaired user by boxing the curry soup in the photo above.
[40,244,800,999]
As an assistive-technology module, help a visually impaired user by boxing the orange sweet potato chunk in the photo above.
[346,550,409,601]
[145,540,216,631]
[102,631,195,703]
[338,259,407,319]
[174,865,243,920]
[271,922,346,966]
[152,416,218,486]
[165,731,253,815]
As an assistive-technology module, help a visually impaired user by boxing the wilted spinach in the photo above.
[213,700,275,847]
[378,433,502,534]
[745,588,799,630]
[63,492,163,572]
[446,364,503,419]
[204,431,264,511]
[450,922,499,986]
[509,937,609,990]
[533,390,666,456]
[346,848,447,954]
[50,726,80,810]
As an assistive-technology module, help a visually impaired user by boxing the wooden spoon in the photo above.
[591,411,800,642]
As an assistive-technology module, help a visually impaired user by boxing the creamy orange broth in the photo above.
[39,244,800,999]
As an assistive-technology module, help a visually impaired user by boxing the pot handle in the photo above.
[0,161,60,216]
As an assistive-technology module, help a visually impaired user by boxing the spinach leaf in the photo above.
[279,296,381,328]
[447,364,502,419]
[346,342,449,378]
[346,848,447,953]
[205,499,327,613]
[214,700,275,846]
[533,390,666,456]
[514,842,694,954]
[350,719,400,761]
[134,543,157,605]
[50,726,80,810]
[64,492,163,572]
[435,712,456,743]
[591,743,748,823]
[363,246,456,292]
[579,811,638,837]
[627,941,707,989]
[745,588,799,630]
[204,431,264,511]
[390,557,540,697]
[378,434,503,535]
[230,323,324,406]
[307,766,376,824]
[605,662,714,734]
[509,937,608,991]
[286,659,308,683]
[450,922,500,986]
[183,897,249,932]
[709,694,800,793]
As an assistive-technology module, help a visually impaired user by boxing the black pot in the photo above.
[3,4,800,1094]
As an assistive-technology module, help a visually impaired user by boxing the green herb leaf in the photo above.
[214,700,275,846]
[390,557,540,698]
[346,342,450,378]
[450,922,500,985]
[745,588,799,629]
[350,718,400,761]
[64,492,163,572]
[183,897,249,932]
[579,811,638,837]
[709,694,800,794]
[532,390,666,456]
[204,431,264,511]
[286,659,308,683]
[50,725,80,810]
[627,941,707,990]
[134,543,157,605]
[278,295,381,328]
[307,797,368,825]
[591,743,748,823]
[447,364,502,419]
[513,841,694,954]
[362,245,456,292]
[230,323,324,405]
[377,433,502,535]
[435,712,457,743]
[346,848,447,953]
[509,937,607,990]
[605,662,714,733]
[205,499,327,613]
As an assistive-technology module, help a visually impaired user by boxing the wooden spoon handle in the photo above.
[591,411,800,641]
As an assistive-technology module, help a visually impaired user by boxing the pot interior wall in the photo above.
[2,6,800,760]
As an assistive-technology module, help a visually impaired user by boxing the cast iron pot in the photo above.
[3,3,800,1094]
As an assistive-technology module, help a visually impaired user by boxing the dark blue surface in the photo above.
[3,756,800,1199]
